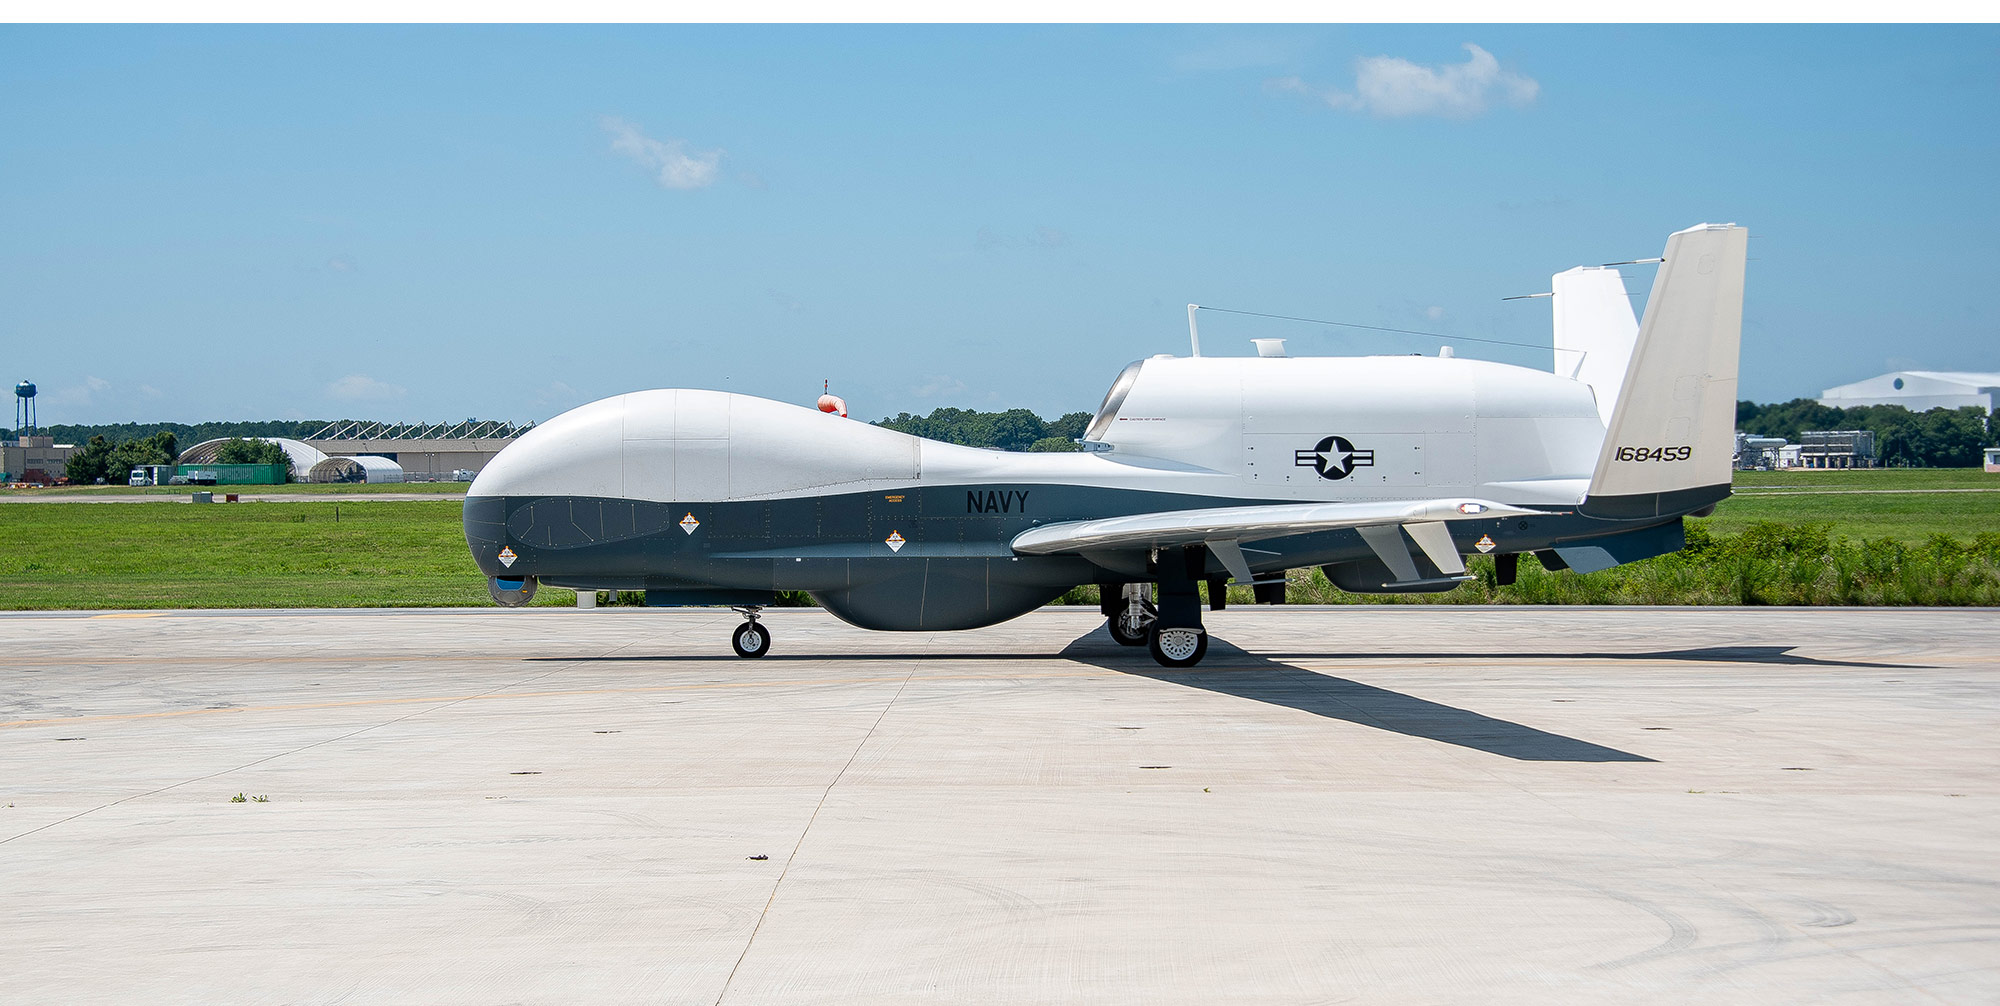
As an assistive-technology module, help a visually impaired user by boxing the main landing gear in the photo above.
[1108,547,1215,668]
[730,606,771,658]
[1147,625,1208,668]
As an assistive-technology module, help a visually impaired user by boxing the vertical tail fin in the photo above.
[1581,224,1747,520]
[1552,265,1639,427]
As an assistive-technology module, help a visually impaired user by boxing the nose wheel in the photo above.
[730,606,771,658]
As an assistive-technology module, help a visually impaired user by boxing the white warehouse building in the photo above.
[1819,371,2000,412]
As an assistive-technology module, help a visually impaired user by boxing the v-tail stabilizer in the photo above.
[1581,223,1747,521]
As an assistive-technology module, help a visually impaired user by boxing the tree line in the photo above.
[872,408,1093,452]
[65,434,295,484]
[62,431,179,484]
[40,420,335,447]
[1736,399,1997,468]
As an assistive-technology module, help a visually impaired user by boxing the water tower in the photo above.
[13,381,34,436]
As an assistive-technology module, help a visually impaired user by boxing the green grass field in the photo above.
[0,468,1995,610]
[1731,468,1998,490]
[1704,479,2000,543]
[0,499,569,609]
[1,481,468,497]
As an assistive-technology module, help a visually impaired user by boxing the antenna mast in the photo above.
[1186,304,1202,357]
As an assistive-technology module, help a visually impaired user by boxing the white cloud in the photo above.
[1030,226,1068,249]
[602,117,722,190]
[531,381,581,407]
[326,374,407,401]
[326,256,356,273]
[1270,44,1538,119]
[1425,306,1446,322]
[45,375,110,406]
[913,375,967,399]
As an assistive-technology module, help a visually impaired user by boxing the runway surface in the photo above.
[3,606,1996,1004]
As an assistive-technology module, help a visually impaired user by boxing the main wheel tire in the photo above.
[731,621,771,658]
[1147,626,1208,668]
[1107,599,1157,647]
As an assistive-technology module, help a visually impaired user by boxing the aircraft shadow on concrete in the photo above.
[1054,632,1655,763]
[531,634,1920,763]
[1252,645,1925,671]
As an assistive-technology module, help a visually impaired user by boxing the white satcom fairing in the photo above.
[468,223,1747,666]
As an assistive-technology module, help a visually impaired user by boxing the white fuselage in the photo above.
[471,354,1606,510]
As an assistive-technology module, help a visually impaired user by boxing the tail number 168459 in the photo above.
[1615,445,1693,462]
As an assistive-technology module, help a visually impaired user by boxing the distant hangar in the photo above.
[179,420,530,483]
[1818,371,2000,412]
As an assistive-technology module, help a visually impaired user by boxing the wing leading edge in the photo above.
[1009,498,1538,585]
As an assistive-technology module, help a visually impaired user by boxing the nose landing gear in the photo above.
[730,606,771,658]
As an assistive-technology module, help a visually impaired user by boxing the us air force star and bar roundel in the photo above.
[1294,436,1376,480]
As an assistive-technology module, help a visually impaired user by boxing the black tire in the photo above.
[731,621,771,658]
[1147,626,1208,668]
[1107,599,1156,647]
[487,575,537,608]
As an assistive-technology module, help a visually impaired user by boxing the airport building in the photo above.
[5,380,73,483]
[1795,429,1879,469]
[1734,430,1881,470]
[1818,370,2000,412]
[177,420,530,483]
[1733,433,1787,471]
[0,434,76,484]
[298,420,526,480]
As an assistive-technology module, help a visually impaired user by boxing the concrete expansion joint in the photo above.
[714,661,922,1005]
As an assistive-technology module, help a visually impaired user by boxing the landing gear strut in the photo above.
[1145,546,1210,668]
[1105,583,1156,647]
[730,606,770,658]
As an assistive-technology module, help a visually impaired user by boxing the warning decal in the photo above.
[1474,535,1496,554]
[885,531,906,553]
[680,513,700,535]
[497,546,518,568]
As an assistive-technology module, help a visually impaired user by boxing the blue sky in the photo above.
[3,24,1996,426]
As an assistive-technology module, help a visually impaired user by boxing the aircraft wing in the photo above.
[1010,498,1538,584]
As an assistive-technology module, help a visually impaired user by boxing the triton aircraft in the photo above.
[466,223,1747,667]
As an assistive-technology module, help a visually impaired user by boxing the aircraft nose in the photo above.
[462,393,632,576]
[464,495,510,575]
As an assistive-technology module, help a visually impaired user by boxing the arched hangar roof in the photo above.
[178,437,328,470]
[306,455,404,484]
